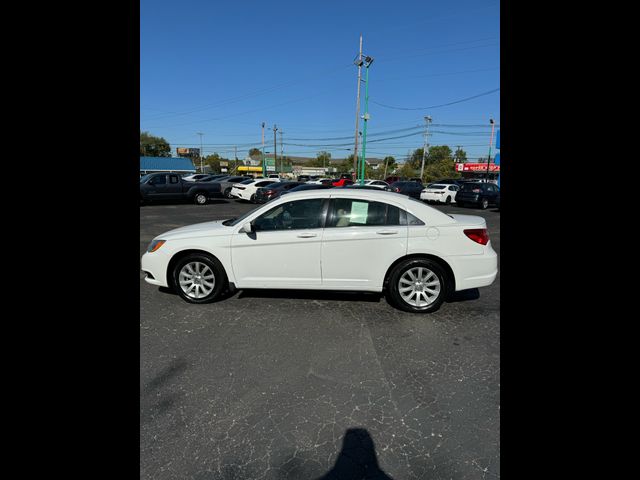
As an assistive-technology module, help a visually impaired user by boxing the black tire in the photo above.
[480,197,489,210]
[171,253,227,304]
[445,196,451,205]
[387,258,449,313]
[224,187,233,199]
[250,193,256,203]
[193,192,208,205]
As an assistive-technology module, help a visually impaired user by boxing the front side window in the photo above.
[253,198,325,231]
[152,175,166,185]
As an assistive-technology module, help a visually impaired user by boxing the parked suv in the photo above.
[388,180,424,199]
[455,182,500,209]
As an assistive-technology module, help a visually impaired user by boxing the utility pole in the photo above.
[272,124,278,177]
[234,145,238,174]
[420,116,432,180]
[353,34,363,180]
[485,118,496,182]
[261,122,266,177]
[279,130,284,175]
[196,132,204,173]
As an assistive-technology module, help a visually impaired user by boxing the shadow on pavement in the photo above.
[316,428,393,480]
[237,289,383,303]
[446,288,480,303]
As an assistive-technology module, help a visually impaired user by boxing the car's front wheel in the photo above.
[480,197,489,209]
[172,253,227,304]
[387,259,449,313]
[445,196,451,204]
[224,187,233,199]
[194,192,208,205]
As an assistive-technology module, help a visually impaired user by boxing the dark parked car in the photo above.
[388,180,424,199]
[297,175,311,182]
[280,184,333,196]
[211,175,250,199]
[455,182,500,209]
[140,172,223,205]
[385,176,403,184]
[197,174,230,182]
[495,191,500,210]
[254,181,303,203]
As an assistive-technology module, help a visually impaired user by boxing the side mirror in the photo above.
[239,222,253,234]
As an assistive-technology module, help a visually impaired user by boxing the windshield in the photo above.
[140,174,154,183]
[428,184,446,189]
[221,204,264,227]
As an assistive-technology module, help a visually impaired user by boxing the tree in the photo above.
[382,156,397,177]
[204,153,229,173]
[453,147,467,163]
[140,131,171,157]
[397,162,417,179]
[423,158,460,183]
[248,148,262,160]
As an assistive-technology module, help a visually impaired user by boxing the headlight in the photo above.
[147,239,166,253]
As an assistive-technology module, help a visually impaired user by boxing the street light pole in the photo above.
[359,57,373,185]
[420,116,432,180]
[196,132,204,173]
[485,118,495,182]
[353,34,363,180]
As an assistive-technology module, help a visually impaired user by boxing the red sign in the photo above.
[456,163,500,172]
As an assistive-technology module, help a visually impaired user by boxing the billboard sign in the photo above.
[176,147,200,157]
[455,163,500,172]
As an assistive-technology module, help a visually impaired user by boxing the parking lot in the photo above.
[140,199,500,479]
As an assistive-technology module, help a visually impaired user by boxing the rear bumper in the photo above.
[447,246,498,291]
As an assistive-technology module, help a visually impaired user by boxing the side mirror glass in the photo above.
[239,222,253,234]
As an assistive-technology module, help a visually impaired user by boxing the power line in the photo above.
[372,88,500,111]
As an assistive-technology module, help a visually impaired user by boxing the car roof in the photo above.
[271,188,456,224]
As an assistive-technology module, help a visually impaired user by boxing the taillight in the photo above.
[265,189,275,194]
[464,228,489,245]
[394,187,400,192]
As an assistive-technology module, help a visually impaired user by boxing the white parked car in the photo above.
[230,178,281,202]
[362,180,390,189]
[141,190,497,313]
[420,184,460,204]
[306,178,332,184]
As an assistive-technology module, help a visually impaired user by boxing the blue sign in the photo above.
[494,153,500,165]
[496,130,500,150]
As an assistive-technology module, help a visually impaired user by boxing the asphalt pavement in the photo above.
[140,198,500,480]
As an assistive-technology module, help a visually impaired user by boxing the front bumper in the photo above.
[141,250,170,288]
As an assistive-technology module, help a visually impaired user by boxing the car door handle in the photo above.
[297,232,317,238]
[376,229,398,235]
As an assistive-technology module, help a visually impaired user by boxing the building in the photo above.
[140,156,196,176]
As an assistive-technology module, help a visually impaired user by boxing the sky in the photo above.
[140,0,500,163]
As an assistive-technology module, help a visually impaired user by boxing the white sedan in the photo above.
[230,178,279,202]
[141,189,497,313]
[362,180,390,189]
[420,184,460,204]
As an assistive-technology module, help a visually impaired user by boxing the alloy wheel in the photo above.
[178,262,215,299]
[398,267,441,307]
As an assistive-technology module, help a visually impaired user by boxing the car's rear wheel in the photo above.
[250,193,256,203]
[224,187,233,199]
[172,253,227,304]
[387,259,448,313]
[481,197,489,209]
[194,192,208,205]
[445,196,451,204]
[457,201,465,207]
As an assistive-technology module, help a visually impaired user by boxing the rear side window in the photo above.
[399,210,425,226]
[256,181,273,187]
[327,199,404,227]
[169,175,179,184]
